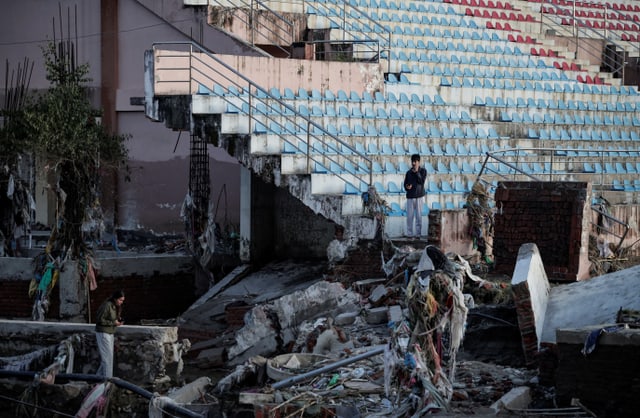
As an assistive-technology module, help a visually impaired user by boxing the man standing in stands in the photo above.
[403,154,427,238]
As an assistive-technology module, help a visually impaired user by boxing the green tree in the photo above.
[23,41,129,258]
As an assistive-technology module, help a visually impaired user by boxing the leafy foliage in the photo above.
[21,41,129,257]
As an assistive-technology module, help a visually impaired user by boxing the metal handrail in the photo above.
[475,146,640,199]
[477,147,632,252]
[303,0,391,66]
[590,199,630,254]
[307,38,380,62]
[539,0,640,77]
[209,0,293,57]
[151,41,373,191]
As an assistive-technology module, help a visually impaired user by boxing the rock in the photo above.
[365,307,389,324]
[335,312,358,326]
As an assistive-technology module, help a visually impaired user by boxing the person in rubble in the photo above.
[95,289,125,378]
[403,153,427,238]
[327,225,348,265]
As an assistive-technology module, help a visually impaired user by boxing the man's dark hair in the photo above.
[411,154,421,162]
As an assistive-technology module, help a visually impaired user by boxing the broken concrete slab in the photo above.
[334,312,358,326]
[0,320,187,387]
[511,243,551,364]
[490,386,531,414]
[541,264,640,344]
[178,260,326,341]
[226,281,360,365]
[167,376,212,403]
[365,306,388,324]
[368,284,390,305]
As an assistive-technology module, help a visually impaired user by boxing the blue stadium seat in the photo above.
[437,161,449,173]
[432,143,445,155]
[388,182,403,194]
[388,202,405,216]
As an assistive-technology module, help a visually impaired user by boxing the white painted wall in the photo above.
[512,243,551,348]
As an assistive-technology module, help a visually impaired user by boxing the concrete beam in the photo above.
[0,320,186,387]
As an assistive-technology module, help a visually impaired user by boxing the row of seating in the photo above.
[212,82,640,113]
[210,84,640,121]
[560,17,640,31]
[551,8,640,22]
[389,51,553,69]
[544,1,640,14]
[466,8,537,23]
[502,111,640,126]
[441,77,633,95]
[385,28,502,42]
[485,21,520,31]
[349,0,456,13]
[210,84,640,116]
[403,65,572,81]
[538,0,640,12]
[386,200,464,216]
[269,120,504,141]
[375,179,473,195]
[257,87,449,107]
[393,40,528,55]
[529,127,640,141]
[366,9,465,25]
[507,33,538,44]
[311,4,463,22]
[319,151,640,176]
[324,158,489,177]
[447,0,516,10]
[583,162,640,174]
[476,95,640,110]
[297,103,474,122]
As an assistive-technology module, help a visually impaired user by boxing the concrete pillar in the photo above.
[59,262,88,322]
[239,165,251,263]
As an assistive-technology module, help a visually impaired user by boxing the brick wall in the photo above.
[494,182,589,282]
[0,273,195,322]
[511,280,538,366]
[0,280,60,319]
[89,273,196,323]
[333,241,388,281]
[555,330,640,416]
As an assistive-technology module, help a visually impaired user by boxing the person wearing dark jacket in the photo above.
[95,289,125,378]
[403,154,427,238]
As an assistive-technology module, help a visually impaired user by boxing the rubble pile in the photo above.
[209,245,530,416]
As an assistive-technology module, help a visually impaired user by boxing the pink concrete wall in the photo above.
[154,49,383,95]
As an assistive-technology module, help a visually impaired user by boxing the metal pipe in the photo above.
[0,370,204,418]
[271,345,385,390]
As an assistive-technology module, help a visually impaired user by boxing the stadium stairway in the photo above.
[149,0,640,238]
